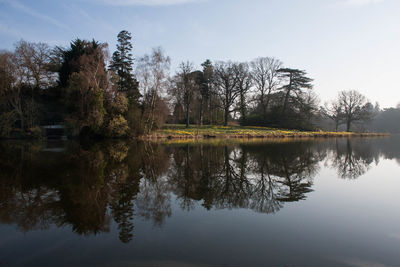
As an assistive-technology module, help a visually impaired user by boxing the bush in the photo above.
[64,118,80,137]
[28,126,43,139]
[126,105,144,136]
[241,114,265,126]
[107,115,129,138]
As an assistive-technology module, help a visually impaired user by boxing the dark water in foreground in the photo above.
[0,137,400,267]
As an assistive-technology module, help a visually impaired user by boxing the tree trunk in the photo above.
[282,75,293,117]
[346,120,351,132]
[145,92,156,134]
[282,89,291,116]
[241,108,246,122]
[199,98,203,126]
[185,104,190,128]
[241,94,246,123]
[261,91,265,120]
[20,113,24,131]
[265,91,271,119]
[224,106,229,126]
[224,90,229,126]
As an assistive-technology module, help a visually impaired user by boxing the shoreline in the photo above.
[1,125,390,141]
[140,125,390,141]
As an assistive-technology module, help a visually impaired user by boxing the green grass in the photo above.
[142,124,389,140]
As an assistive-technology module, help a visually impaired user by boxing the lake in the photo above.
[0,137,399,266]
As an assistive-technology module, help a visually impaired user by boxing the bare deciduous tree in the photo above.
[14,40,55,89]
[213,61,240,126]
[169,61,196,128]
[338,90,374,132]
[322,99,344,131]
[250,57,282,120]
[234,62,252,122]
[136,47,170,133]
[0,51,22,134]
[13,40,58,129]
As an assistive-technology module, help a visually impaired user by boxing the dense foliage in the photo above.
[0,31,148,139]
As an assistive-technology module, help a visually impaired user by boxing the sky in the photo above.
[0,0,399,108]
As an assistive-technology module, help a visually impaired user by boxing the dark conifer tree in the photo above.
[277,68,313,116]
[58,39,87,87]
[109,30,140,104]
[199,59,213,125]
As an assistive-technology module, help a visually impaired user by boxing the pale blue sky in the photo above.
[0,0,399,107]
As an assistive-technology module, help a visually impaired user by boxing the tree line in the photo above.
[0,30,378,139]
[368,104,400,133]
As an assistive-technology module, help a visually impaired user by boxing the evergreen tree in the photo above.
[277,68,313,116]
[58,39,87,87]
[110,30,140,104]
[199,59,213,124]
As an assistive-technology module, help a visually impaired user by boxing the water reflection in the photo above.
[0,137,396,244]
[329,139,377,179]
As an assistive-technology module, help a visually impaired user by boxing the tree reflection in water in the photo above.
[329,139,376,179]
[0,137,392,243]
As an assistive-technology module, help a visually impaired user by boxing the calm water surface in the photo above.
[1,137,400,266]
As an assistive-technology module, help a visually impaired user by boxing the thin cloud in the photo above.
[1,0,71,31]
[332,256,387,267]
[339,0,384,7]
[66,3,117,34]
[0,22,24,38]
[102,0,205,6]
[0,21,66,46]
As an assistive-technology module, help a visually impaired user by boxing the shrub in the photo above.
[28,126,43,139]
[107,115,129,138]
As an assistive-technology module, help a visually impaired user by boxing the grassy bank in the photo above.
[141,124,389,140]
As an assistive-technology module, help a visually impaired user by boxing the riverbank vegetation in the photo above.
[0,30,394,139]
[145,124,388,140]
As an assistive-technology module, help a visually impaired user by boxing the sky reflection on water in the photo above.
[0,137,399,266]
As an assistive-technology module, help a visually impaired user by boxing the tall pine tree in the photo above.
[110,30,140,104]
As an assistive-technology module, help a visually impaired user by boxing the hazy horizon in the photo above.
[1,0,399,108]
